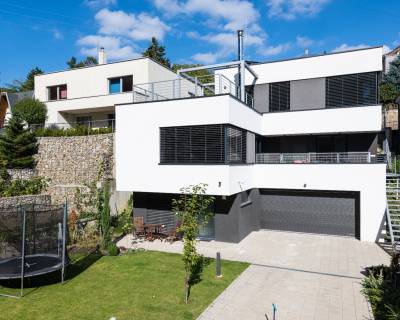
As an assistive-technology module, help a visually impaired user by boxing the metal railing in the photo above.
[132,74,254,108]
[29,119,115,134]
[256,152,385,164]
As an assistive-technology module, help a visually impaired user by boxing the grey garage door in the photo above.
[260,189,359,238]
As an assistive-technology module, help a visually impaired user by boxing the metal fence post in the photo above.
[20,207,26,297]
[61,200,67,284]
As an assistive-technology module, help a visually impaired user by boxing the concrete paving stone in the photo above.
[117,230,390,320]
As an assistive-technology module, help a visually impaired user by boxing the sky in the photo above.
[0,0,399,85]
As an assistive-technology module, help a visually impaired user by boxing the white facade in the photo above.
[217,46,383,85]
[34,58,178,124]
[112,47,387,242]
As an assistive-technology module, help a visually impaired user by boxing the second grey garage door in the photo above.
[260,189,359,238]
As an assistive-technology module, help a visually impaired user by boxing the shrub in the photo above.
[35,126,112,137]
[0,174,48,197]
[106,242,119,256]
[13,98,47,125]
[99,183,111,249]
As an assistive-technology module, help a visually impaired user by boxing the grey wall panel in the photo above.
[247,132,256,164]
[260,190,359,237]
[290,78,326,111]
[253,84,269,113]
[214,189,260,243]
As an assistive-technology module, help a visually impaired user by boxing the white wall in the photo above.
[115,95,260,196]
[254,164,387,242]
[261,105,382,136]
[217,47,383,85]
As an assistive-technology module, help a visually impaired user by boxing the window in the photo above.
[107,114,115,128]
[326,72,378,108]
[160,124,247,164]
[269,81,290,112]
[48,84,67,100]
[76,116,92,126]
[109,75,133,93]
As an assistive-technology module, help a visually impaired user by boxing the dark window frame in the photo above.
[108,75,133,94]
[47,84,67,101]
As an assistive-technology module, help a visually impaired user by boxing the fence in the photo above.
[29,119,115,135]
[132,74,254,108]
[256,152,385,164]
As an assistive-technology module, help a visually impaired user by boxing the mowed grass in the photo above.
[0,251,248,320]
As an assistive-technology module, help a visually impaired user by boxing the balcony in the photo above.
[132,74,254,108]
[256,152,386,164]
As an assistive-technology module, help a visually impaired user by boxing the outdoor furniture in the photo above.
[133,217,145,237]
[144,223,164,241]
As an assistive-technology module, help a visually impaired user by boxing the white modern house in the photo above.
[115,45,390,243]
[34,49,181,127]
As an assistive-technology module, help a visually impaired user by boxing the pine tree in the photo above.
[0,116,38,169]
[381,56,400,103]
[142,37,171,68]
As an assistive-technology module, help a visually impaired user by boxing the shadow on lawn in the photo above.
[0,251,102,292]
[186,256,212,301]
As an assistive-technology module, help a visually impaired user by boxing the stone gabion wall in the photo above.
[0,194,51,208]
[7,169,36,180]
[35,134,114,205]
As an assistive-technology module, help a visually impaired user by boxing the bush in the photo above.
[0,172,48,197]
[35,126,112,137]
[13,98,47,125]
[106,242,119,256]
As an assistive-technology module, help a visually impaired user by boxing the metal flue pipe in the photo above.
[237,30,245,102]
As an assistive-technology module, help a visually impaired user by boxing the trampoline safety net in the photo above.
[0,204,68,297]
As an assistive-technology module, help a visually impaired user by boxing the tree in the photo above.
[7,67,43,92]
[12,98,47,125]
[172,183,214,303]
[142,37,171,68]
[98,182,111,249]
[67,56,98,69]
[0,116,38,169]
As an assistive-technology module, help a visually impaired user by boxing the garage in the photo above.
[260,189,360,238]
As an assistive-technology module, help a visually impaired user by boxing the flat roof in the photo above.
[35,56,177,77]
[248,45,383,66]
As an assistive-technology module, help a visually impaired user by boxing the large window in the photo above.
[326,72,378,108]
[109,75,133,93]
[269,81,290,112]
[48,84,67,100]
[160,124,247,164]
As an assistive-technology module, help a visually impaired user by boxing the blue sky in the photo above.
[0,0,399,85]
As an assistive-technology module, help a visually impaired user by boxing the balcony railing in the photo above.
[132,74,254,108]
[29,119,115,134]
[256,152,386,164]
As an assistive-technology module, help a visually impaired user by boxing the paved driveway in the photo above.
[118,230,390,320]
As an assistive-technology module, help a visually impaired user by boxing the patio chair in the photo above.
[166,221,182,243]
[133,216,145,237]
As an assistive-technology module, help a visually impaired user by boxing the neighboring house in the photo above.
[34,50,181,127]
[0,91,34,127]
[384,45,400,73]
[115,46,387,243]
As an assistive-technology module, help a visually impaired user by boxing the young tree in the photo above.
[172,183,214,303]
[143,37,171,68]
[0,116,38,168]
[98,182,111,249]
[7,67,43,92]
[12,98,47,125]
[67,56,98,69]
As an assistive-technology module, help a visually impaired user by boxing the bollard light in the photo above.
[216,252,222,278]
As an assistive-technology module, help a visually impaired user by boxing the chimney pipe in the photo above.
[98,47,107,65]
[237,30,244,61]
[237,30,245,102]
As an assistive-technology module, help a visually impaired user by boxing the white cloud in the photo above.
[95,9,170,41]
[192,52,221,64]
[84,0,117,8]
[266,0,330,20]
[258,43,292,56]
[153,0,259,32]
[77,35,138,60]
[296,35,314,48]
[332,43,369,53]
[52,29,63,40]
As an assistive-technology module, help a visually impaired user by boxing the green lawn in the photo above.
[0,251,248,320]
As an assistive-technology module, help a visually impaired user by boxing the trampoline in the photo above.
[0,204,68,298]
